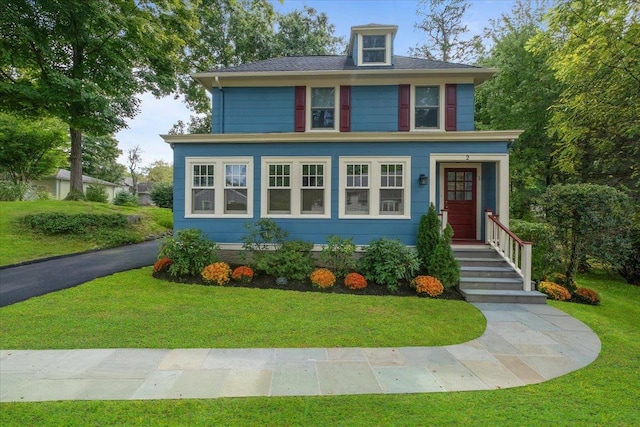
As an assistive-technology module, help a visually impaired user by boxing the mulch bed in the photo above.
[152,268,464,300]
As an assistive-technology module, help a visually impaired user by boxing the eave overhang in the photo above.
[161,130,523,145]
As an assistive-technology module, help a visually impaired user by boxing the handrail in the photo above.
[484,210,533,291]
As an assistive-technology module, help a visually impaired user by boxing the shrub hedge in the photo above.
[21,212,127,235]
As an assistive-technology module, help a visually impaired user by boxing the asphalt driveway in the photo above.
[0,240,159,307]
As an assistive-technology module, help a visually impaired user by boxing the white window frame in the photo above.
[261,157,332,218]
[185,157,253,218]
[339,156,411,219]
[306,86,340,132]
[411,84,444,131]
[357,33,392,66]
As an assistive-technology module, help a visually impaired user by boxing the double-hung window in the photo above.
[414,86,440,129]
[262,157,331,218]
[362,35,387,64]
[185,157,253,218]
[340,157,410,219]
[308,87,338,130]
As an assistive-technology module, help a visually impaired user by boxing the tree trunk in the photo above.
[67,127,84,199]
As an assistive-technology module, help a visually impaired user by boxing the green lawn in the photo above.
[0,200,172,266]
[1,271,639,426]
[0,268,484,349]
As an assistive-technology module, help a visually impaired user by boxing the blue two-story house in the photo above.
[162,24,522,249]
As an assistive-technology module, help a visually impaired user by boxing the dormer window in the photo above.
[362,35,386,63]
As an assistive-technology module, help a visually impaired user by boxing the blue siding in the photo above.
[351,85,398,131]
[212,87,294,134]
[457,84,474,131]
[174,140,506,246]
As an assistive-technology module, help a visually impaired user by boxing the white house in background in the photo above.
[34,169,125,202]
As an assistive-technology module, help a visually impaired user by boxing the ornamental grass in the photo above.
[411,275,444,297]
[344,272,367,290]
[310,268,336,289]
[201,262,232,286]
[231,265,254,284]
[574,287,601,305]
[153,257,172,273]
[538,281,571,301]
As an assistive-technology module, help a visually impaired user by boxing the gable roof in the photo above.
[51,169,119,187]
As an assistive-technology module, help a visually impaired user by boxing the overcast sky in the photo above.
[115,0,515,167]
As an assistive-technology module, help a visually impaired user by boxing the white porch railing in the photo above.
[484,210,533,291]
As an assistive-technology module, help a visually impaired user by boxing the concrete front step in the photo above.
[458,289,547,304]
[456,257,511,268]
[452,249,503,259]
[459,276,524,290]
[460,266,521,279]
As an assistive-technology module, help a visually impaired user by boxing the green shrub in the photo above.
[113,190,138,206]
[158,228,218,277]
[150,183,173,209]
[358,238,420,292]
[21,212,127,235]
[85,185,108,203]
[510,219,562,281]
[0,181,29,201]
[619,220,640,285]
[318,235,357,277]
[241,218,288,267]
[94,228,141,246]
[258,240,314,281]
[417,203,441,273]
[427,224,460,288]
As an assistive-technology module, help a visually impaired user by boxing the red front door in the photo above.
[444,168,476,240]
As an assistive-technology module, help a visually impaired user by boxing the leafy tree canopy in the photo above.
[0,112,68,183]
[82,134,126,184]
[143,160,173,185]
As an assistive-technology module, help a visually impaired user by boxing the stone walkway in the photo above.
[0,303,600,402]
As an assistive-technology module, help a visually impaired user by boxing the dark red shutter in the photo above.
[445,84,457,131]
[398,84,410,131]
[340,85,351,132]
[294,86,306,132]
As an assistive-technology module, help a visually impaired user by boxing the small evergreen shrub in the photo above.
[241,218,288,267]
[150,183,173,209]
[417,203,441,273]
[153,257,172,273]
[231,266,254,284]
[158,228,218,277]
[427,224,460,288]
[86,185,108,203]
[538,281,571,301]
[318,235,357,278]
[574,287,601,305]
[201,262,232,286]
[344,272,367,290]
[358,238,420,292]
[21,212,127,235]
[258,240,315,281]
[411,275,444,297]
[113,190,138,206]
[310,268,336,289]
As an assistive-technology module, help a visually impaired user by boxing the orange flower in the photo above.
[411,275,444,297]
[153,257,172,273]
[310,268,336,289]
[575,287,601,305]
[201,262,232,286]
[344,272,367,290]
[232,266,254,284]
[538,281,571,301]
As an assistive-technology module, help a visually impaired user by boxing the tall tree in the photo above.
[411,0,484,63]
[127,145,143,196]
[0,112,68,183]
[475,0,561,218]
[82,134,126,184]
[143,160,173,185]
[273,6,345,56]
[0,0,196,199]
[529,0,640,201]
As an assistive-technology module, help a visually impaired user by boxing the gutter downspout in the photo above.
[215,76,223,134]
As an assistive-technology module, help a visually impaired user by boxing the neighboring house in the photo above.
[122,178,154,205]
[34,169,121,202]
[162,24,522,248]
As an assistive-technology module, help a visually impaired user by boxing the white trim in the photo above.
[338,156,411,220]
[260,156,332,219]
[438,162,483,240]
[357,33,392,66]
[162,130,523,144]
[410,84,444,131]
[306,86,340,132]
[184,157,253,219]
[429,154,510,235]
